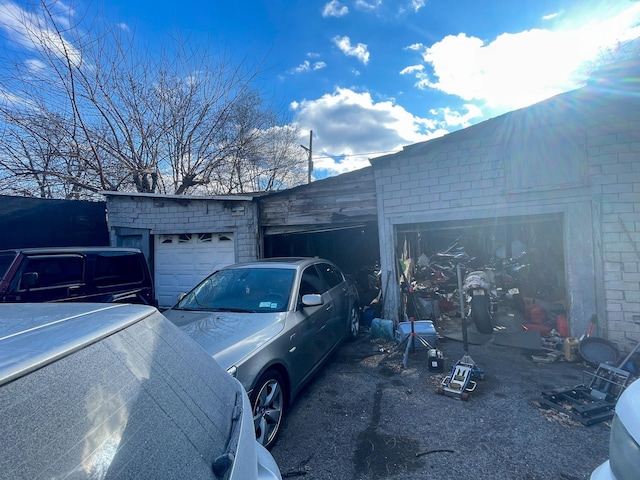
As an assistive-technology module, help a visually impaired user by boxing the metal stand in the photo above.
[436,263,485,400]
[397,316,433,368]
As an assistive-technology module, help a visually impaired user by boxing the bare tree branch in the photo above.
[0,0,306,198]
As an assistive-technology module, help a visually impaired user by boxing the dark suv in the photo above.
[0,247,156,305]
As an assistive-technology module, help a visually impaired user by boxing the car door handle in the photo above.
[67,286,82,297]
[325,304,333,311]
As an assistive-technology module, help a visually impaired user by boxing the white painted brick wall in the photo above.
[375,96,640,347]
[106,195,258,264]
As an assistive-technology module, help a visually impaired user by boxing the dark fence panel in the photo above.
[0,195,109,249]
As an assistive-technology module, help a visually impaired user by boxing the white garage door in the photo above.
[154,233,235,308]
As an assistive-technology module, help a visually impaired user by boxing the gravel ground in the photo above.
[270,310,619,480]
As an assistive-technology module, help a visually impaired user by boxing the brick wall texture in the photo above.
[373,86,640,345]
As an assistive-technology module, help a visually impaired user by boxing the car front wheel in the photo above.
[348,304,360,341]
[250,370,285,449]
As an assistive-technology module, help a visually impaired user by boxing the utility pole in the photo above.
[300,130,313,184]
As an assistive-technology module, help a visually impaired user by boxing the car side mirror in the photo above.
[22,272,39,289]
[301,293,323,307]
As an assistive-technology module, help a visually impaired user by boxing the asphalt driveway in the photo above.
[270,311,615,480]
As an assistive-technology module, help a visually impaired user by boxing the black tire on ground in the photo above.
[250,370,286,449]
[470,295,493,334]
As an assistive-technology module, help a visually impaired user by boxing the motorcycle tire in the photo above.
[470,295,493,334]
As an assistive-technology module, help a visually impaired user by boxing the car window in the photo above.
[299,265,326,296]
[317,263,344,290]
[0,252,16,280]
[178,268,294,312]
[94,252,145,286]
[20,255,84,290]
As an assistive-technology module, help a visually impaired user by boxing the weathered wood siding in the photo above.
[259,167,377,228]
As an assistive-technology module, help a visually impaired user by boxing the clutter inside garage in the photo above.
[395,212,567,338]
[376,212,639,418]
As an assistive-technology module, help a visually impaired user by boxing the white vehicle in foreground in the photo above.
[590,377,640,480]
[0,303,282,480]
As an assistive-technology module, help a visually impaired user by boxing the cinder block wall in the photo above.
[374,89,640,347]
[589,117,640,344]
[105,194,259,263]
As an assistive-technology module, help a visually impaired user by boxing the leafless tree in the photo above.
[0,0,306,199]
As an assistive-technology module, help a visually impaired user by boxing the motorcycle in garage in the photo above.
[463,269,497,334]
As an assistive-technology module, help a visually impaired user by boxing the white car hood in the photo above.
[163,309,286,370]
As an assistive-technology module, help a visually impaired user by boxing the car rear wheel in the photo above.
[251,370,285,449]
[348,304,360,341]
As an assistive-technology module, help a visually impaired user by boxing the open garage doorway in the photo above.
[263,224,381,309]
[396,213,566,333]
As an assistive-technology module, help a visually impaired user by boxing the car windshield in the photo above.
[176,267,295,313]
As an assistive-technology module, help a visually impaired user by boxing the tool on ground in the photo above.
[436,263,485,400]
[436,354,485,400]
[540,337,640,425]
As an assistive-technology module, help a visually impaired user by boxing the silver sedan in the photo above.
[163,257,360,449]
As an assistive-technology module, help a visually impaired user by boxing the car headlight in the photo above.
[227,365,238,378]
[609,414,640,480]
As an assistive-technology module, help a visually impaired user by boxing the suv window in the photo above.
[20,255,84,290]
[94,252,144,286]
[0,252,16,279]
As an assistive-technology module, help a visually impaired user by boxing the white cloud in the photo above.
[289,53,327,75]
[399,64,424,75]
[405,43,424,51]
[24,58,46,73]
[291,61,312,74]
[434,104,483,128]
[0,86,32,107]
[333,35,370,64]
[542,13,558,21]
[410,0,425,13]
[290,88,449,176]
[354,0,382,13]
[322,0,348,18]
[0,1,82,67]
[289,60,327,74]
[402,3,640,111]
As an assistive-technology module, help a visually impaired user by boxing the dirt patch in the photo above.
[352,384,423,479]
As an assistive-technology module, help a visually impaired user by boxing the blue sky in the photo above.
[2,1,640,179]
